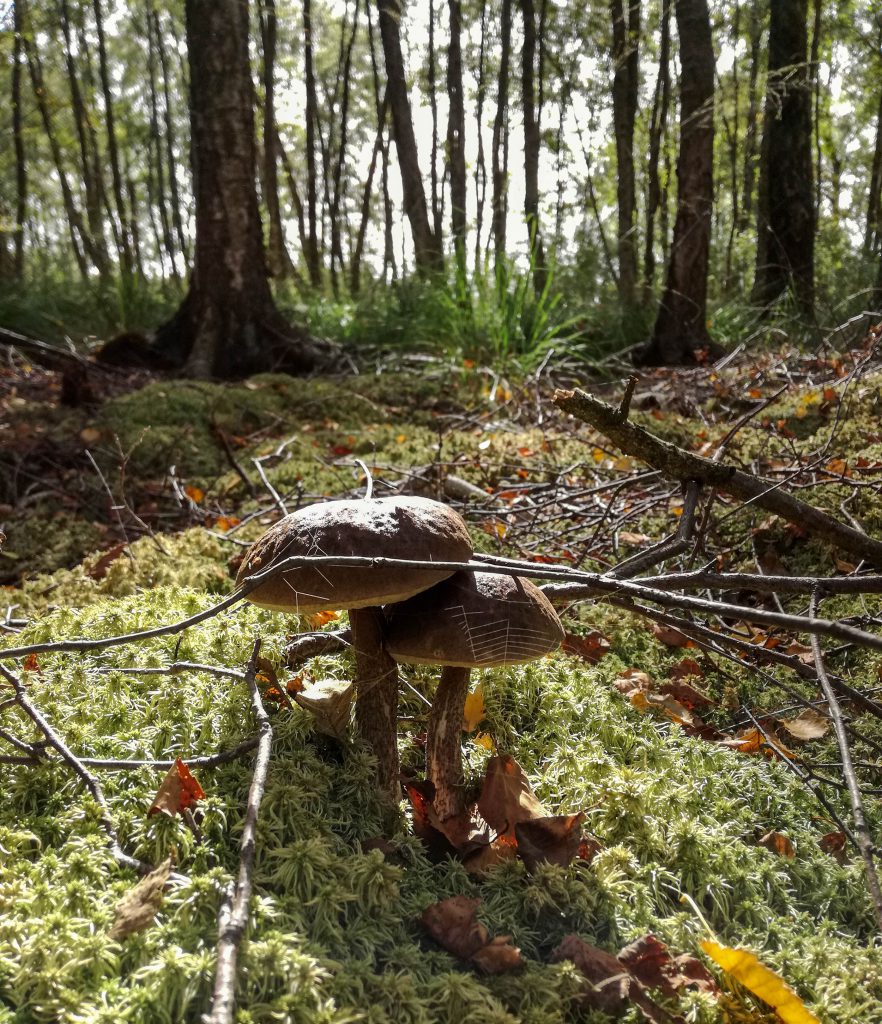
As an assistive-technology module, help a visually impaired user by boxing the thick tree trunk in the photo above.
[610,0,640,307]
[639,0,718,366]
[376,0,442,273]
[643,0,670,301]
[491,0,512,264]
[751,0,815,315]
[153,0,333,379]
[520,0,546,293]
[11,0,27,279]
[447,0,467,274]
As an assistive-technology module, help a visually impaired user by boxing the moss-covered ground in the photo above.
[3,350,882,1022]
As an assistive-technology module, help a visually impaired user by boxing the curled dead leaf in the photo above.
[420,896,523,974]
[514,812,585,872]
[778,708,829,741]
[649,622,694,648]
[758,830,795,858]
[109,857,172,940]
[293,678,354,739]
[148,759,205,818]
[562,630,611,664]
[477,755,547,837]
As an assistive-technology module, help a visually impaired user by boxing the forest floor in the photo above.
[2,324,882,1023]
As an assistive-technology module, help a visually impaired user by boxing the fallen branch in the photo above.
[0,662,150,873]
[553,387,882,564]
[809,589,882,933]
[205,638,272,1024]
[0,736,259,770]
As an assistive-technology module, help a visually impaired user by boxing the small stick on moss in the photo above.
[0,663,150,874]
[0,736,260,770]
[809,589,882,933]
[205,638,272,1024]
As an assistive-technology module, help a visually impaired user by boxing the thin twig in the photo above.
[809,589,882,933]
[0,736,260,769]
[205,638,272,1024]
[0,662,150,873]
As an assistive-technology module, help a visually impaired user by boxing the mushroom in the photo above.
[384,571,564,821]
[236,496,473,796]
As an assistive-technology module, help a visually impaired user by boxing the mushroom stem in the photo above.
[426,665,472,821]
[349,606,399,798]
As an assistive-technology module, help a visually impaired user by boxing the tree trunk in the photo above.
[447,0,467,275]
[11,0,27,279]
[610,0,640,307]
[739,3,762,230]
[864,40,882,256]
[154,5,190,265]
[639,0,718,366]
[428,0,444,247]
[351,94,389,295]
[153,0,334,378]
[259,0,295,279]
[491,0,512,265]
[520,0,546,293]
[92,0,133,274]
[643,0,671,301]
[473,0,488,271]
[376,0,442,273]
[751,0,815,316]
[303,0,323,287]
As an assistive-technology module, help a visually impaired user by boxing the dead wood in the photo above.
[553,387,882,565]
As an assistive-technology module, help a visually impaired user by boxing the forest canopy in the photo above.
[1,0,881,370]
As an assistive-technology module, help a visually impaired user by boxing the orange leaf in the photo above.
[562,630,611,665]
[649,622,694,648]
[148,758,205,817]
[758,830,795,858]
[184,485,204,503]
[477,755,547,838]
[306,609,341,628]
[22,653,40,673]
[214,516,241,532]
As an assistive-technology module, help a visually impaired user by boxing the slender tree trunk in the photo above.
[303,0,322,286]
[520,0,546,292]
[376,0,442,273]
[154,5,190,264]
[447,0,467,274]
[864,34,882,256]
[92,0,133,274]
[153,0,334,378]
[810,0,822,217]
[329,0,361,296]
[740,3,762,229]
[275,128,309,260]
[751,0,815,315]
[491,0,512,265]
[11,0,27,279]
[610,0,640,307]
[126,173,145,278]
[428,0,444,246]
[473,0,488,271]
[259,0,295,279]
[640,0,718,366]
[643,0,671,301]
[145,3,180,279]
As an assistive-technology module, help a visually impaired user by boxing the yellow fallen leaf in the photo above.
[473,732,495,751]
[307,609,341,628]
[396,434,407,443]
[463,684,485,732]
[700,941,820,1024]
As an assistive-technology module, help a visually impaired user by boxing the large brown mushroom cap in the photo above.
[237,496,473,613]
[384,571,564,668]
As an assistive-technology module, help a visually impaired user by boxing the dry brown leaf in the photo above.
[85,542,128,581]
[462,837,518,876]
[818,831,849,865]
[668,657,703,681]
[786,641,815,665]
[477,755,547,837]
[148,759,205,818]
[514,812,585,872]
[615,668,653,693]
[719,727,796,761]
[659,678,714,711]
[649,622,694,648]
[470,935,524,974]
[421,896,489,959]
[562,631,612,664]
[619,531,652,546]
[293,678,353,739]
[551,935,632,1014]
[758,831,795,858]
[618,934,718,997]
[108,857,172,940]
[778,708,829,741]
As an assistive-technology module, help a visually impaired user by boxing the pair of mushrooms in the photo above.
[236,496,563,819]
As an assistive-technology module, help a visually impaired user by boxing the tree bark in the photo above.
[864,44,882,257]
[152,0,334,378]
[92,0,133,274]
[303,0,323,287]
[428,0,444,246]
[520,0,547,293]
[473,0,488,271]
[376,0,443,273]
[610,0,640,307]
[751,0,815,316]
[491,0,513,265]
[447,0,467,274]
[639,0,717,366]
[739,3,762,230]
[11,0,27,279]
[154,5,190,266]
[259,0,295,279]
[643,0,670,301]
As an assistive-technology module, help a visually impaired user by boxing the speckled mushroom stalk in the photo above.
[385,571,564,820]
[236,496,473,798]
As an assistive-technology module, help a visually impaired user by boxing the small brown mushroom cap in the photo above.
[384,571,564,668]
[236,496,473,613]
